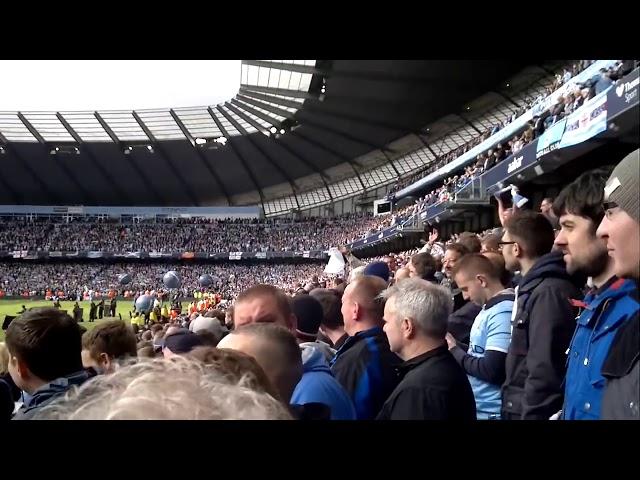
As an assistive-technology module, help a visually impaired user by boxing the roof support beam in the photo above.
[56,113,133,204]
[217,105,300,210]
[0,130,59,203]
[131,111,201,206]
[0,132,22,203]
[380,150,401,178]
[492,91,522,110]
[94,112,166,205]
[299,101,413,133]
[237,94,394,154]
[456,114,483,135]
[290,128,367,192]
[169,109,232,205]
[224,102,335,203]
[207,107,265,211]
[242,60,321,76]
[237,90,303,110]
[228,99,334,183]
[240,85,318,100]
[18,112,95,205]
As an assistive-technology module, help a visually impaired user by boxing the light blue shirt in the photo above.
[467,293,513,419]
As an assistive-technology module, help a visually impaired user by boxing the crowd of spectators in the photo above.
[0,214,378,253]
[394,60,637,218]
[0,150,637,421]
[0,262,327,300]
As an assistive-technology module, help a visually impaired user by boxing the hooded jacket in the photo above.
[291,343,356,420]
[12,369,95,420]
[563,277,638,420]
[501,250,581,420]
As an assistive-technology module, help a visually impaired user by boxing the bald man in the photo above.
[232,284,296,331]
[331,276,400,419]
[218,323,303,404]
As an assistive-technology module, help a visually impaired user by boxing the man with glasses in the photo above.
[500,211,581,419]
[596,149,640,420]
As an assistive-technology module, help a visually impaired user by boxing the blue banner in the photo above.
[607,67,639,113]
[536,118,566,158]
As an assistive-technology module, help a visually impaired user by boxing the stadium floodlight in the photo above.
[214,136,227,145]
[506,83,510,87]
[270,127,277,134]
[0,146,5,154]
[279,129,285,135]
[195,137,207,145]
[55,147,60,152]
[147,145,154,153]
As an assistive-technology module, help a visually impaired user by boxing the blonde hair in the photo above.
[0,342,9,375]
[33,356,292,420]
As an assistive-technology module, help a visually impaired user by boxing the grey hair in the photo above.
[32,357,292,420]
[349,266,366,283]
[380,278,452,338]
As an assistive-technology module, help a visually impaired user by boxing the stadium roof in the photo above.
[0,60,540,208]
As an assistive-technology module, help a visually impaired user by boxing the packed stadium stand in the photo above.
[0,59,638,421]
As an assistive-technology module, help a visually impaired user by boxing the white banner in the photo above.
[558,89,608,148]
[324,247,345,275]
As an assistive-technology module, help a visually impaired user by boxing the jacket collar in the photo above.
[484,289,515,309]
[519,250,570,293]
[334,326,384,357]
[399,344,449,373]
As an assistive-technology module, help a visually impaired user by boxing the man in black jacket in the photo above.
[97,299,104,319]
[596,148,639,420]
[500,211,581,419]
[377,278,476,420]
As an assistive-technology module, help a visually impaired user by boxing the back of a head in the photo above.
[363,261,390,283]
[453,254,502,284]
[349,266,366,283]
[504,211,555,259]
[309,288,344,330]
[482,252,509,282]
[6,308,83,382]
[82,320,137,362]
[410,252,437,281]
[458,232,482,254]
[291,294,324,341]
[188,346,279,399]
[552,166,614,230]
[480,234,501,253]
[382,278,452,339]
[218,323,303,403]
[32,357,291,420]
[348,275,389,321]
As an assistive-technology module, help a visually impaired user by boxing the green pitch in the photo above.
[0,299,137,342]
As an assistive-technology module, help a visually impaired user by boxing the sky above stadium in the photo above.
[0,60,242,112]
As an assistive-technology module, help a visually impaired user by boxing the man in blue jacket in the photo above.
[553,167,639,420]
[331,276,400,420]
[447,254,514,419]
[290,295,356,420]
